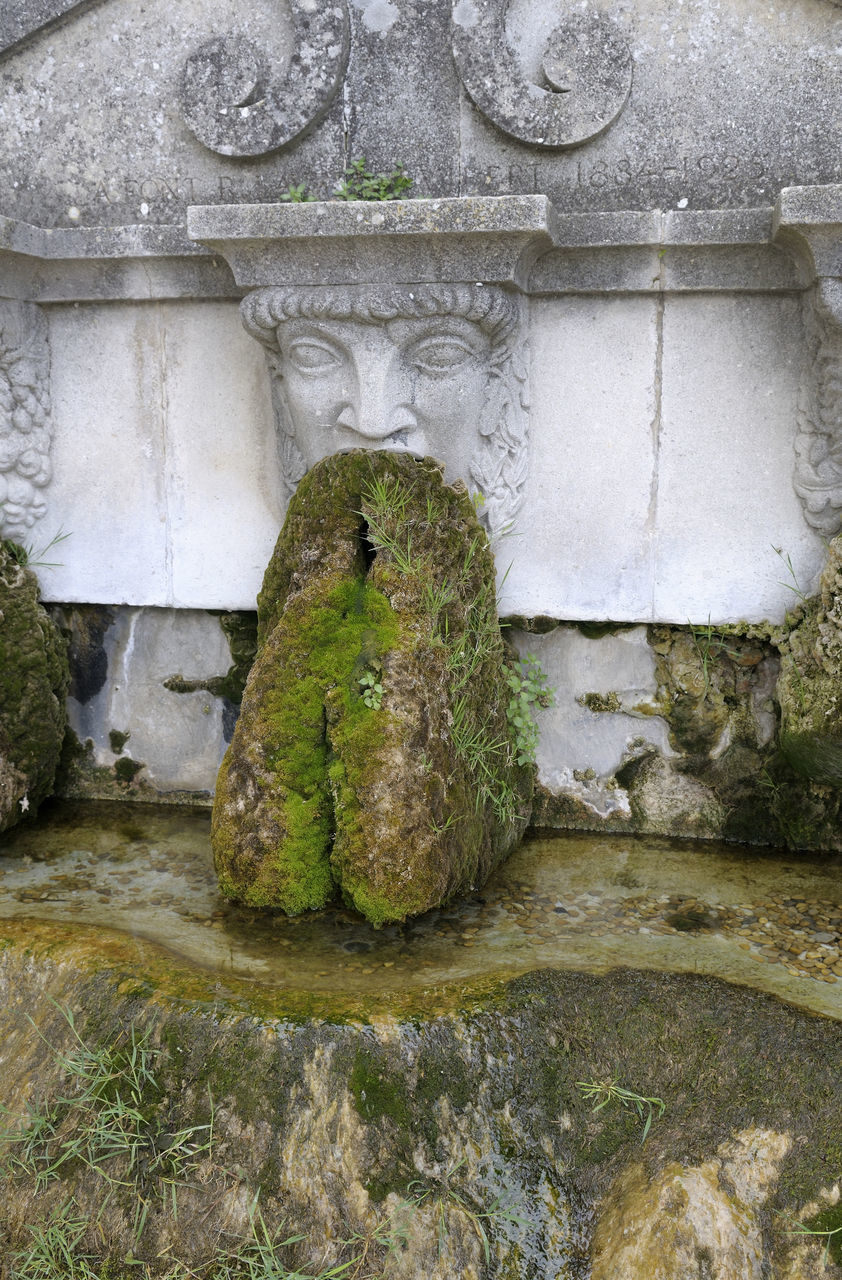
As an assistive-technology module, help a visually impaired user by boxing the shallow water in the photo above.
[1,800,842,1018]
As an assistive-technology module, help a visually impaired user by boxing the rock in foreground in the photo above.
[212,450,532,924]
[0,930,840,1280]
[0,541,68,833]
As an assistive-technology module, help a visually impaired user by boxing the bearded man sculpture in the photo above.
[240,283,529,538]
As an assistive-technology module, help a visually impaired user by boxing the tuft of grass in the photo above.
[773,545,810,606]
[689,616,742,696]
[1,527,70,571]
[0,1003,523,1279]
[576,1077,665,1143]
[0,1002,215,1245]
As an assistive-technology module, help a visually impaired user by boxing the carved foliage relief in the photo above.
[795,282,842,538]
[0,302,52,545]
[241,285,529,538]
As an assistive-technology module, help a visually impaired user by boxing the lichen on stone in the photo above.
[212,450,532,925]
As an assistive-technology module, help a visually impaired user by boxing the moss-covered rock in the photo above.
[0,542,68,833]
[212,450,532,925]
[779,533,842,786]
[1,930,842,1278]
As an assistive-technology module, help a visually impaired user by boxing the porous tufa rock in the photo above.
[779,532,842,786]
[0,542,68,833]
[590,1127,791,1280]
[211,450,532,925]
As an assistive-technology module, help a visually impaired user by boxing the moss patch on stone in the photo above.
[213,451,532,925]
[0,544,68,832]
[778,533,842,788]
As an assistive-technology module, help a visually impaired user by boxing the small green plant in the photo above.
[428,812,462,836]
[773,545,810,605]
[278,181,317,203]
[787,1211,842,1267]
[1,527,70,571]
[505,653,553,765]
[334,156,412,201]
[359,669,383,710]
[576,1077,665,1142]
[689,616,742,696]
[403,1160,524,1268]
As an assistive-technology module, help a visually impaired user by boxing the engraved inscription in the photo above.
[240,285,529,538]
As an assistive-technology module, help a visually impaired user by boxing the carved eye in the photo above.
[286,338,342,373]
[408,336,476,375]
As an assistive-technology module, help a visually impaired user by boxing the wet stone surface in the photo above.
[1,800,842,1018]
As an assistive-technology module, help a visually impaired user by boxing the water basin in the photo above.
[1,799,841,1019]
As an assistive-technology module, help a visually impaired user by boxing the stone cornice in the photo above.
[3,188,842,302]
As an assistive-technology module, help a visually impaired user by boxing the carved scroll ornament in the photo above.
[180,1,349,158]
[794,281,842,538]
[0,302,52,545]
[451,0,632,149]
[241,284,529,539]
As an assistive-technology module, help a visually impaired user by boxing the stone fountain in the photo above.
[2,0,842,1274]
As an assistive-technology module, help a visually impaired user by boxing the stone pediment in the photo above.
[1,0,842,230]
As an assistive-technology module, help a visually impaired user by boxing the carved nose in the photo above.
[336,388,418,443]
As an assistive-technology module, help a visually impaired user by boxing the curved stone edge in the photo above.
[451,0,632,150]
[179,2,350,158]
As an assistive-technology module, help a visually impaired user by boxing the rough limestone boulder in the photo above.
[212,450,532,925]
[779,532,842,785]
[0,542,68,833]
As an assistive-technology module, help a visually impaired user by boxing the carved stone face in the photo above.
[273,314,492,470]
[241,284,528,537]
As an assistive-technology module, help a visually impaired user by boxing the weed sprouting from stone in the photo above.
[1,527,70,571]
[359,467,543,829]
[576,1077,665,1143]
[278,182,316,203]
[505,654,553,765]
[358,670,383,710]
[689,616,742,696]
[333,157,412,202]
[773,545,810,606]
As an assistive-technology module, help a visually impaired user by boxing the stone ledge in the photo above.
[0,191,838,300]
[186,194,559,288]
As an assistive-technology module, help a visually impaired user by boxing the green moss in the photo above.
[349,1048,412,1129]
[108,729,130,755]
[214,451,532,925]
[578,691,622,714]
[0,545,69,830]
[113,757,144,785]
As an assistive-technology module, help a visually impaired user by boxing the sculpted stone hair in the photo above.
[0,302,52,544]
[240,284,529,536]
